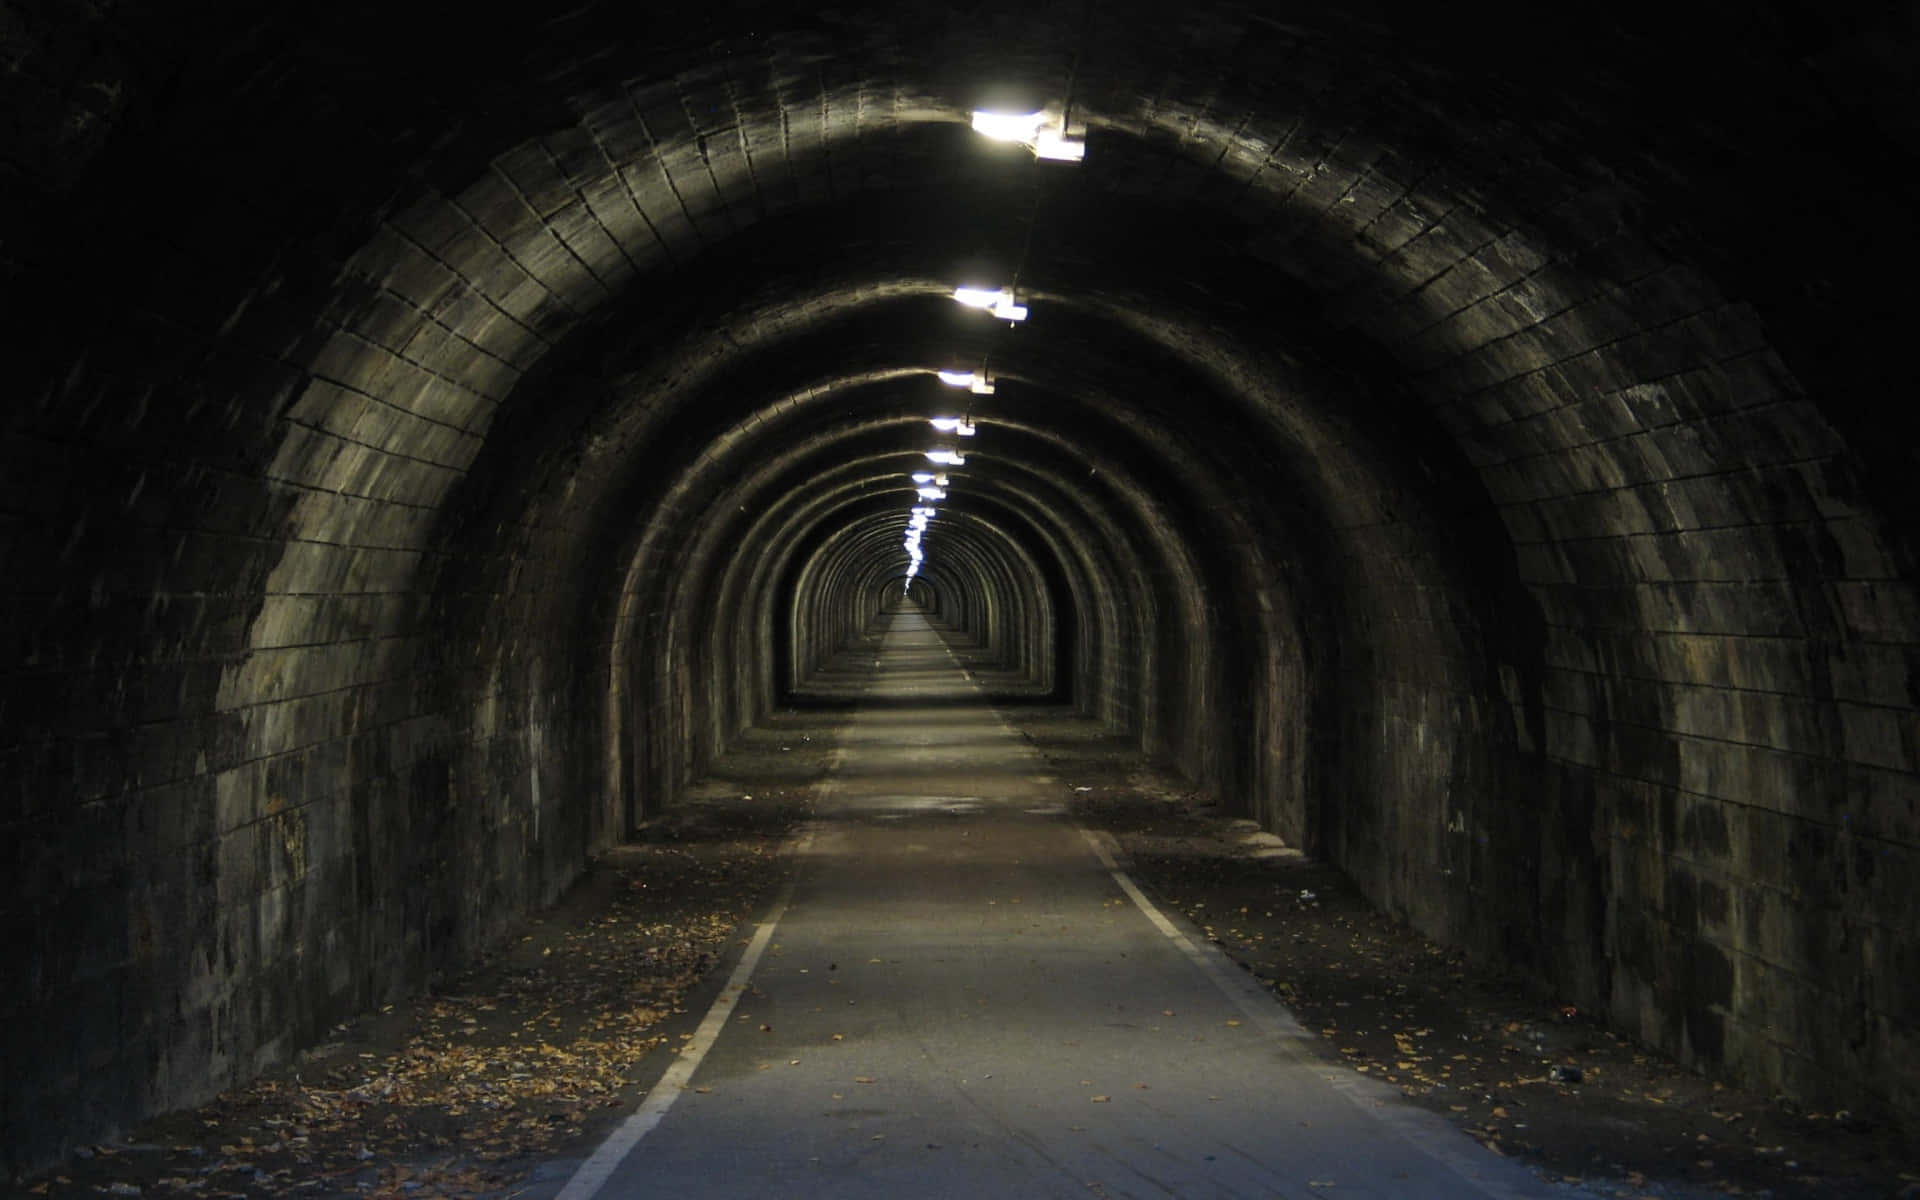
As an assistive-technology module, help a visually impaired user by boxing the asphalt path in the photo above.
[552,609,1564,1199]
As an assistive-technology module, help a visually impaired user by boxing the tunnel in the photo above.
[4,0,1918,1177]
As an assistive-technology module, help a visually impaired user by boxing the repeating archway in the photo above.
[6,1,1918,1168]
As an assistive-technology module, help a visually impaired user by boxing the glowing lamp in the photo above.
[952,286,1027,320]
[1033,129,1087,161]
[938,370,996,394]
[971,110,1047,142]
[953,286,1009,309]
[971,108,1086,163]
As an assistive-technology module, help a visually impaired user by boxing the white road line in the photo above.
[552,826,813,1200]
[1076,826,1555,1199]
[555,646,873,1200]
[1078,827,1315,1044]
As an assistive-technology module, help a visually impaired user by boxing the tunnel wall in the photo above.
[4,0,1919,1170]
[1306,194,1919,1113]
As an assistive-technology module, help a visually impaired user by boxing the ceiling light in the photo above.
[953,286,1009,309]
[971,108,1086,163]
[937,370,996,394]
[1033,128,1087,161]
[924,450,966,466]
[951,286,1027,321]
[916,486,947,500]
[971,110,1047,142]
[929,418,977,437]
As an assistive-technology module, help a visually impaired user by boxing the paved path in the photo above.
[557,609,1562,1198]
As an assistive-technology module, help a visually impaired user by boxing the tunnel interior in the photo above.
[4,0,1919,1169]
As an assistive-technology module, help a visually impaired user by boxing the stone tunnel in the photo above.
[4,0,1917,1174]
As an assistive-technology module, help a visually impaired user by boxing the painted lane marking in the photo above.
[557,637,889,1200]
[1076,827,1554,1199]
[552,825,814,1200]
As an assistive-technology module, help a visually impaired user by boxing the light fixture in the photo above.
[951,286,1027,321]
[924,449,966,466]
[916,486,947,500]
[971,107,1086,162]
[1032,128,1087,162]
[953,286,1007,308]
[937,370,996,395]
[912,472,935,483]
[912,506,938,516]
[971,110,1046,142]
[929,417,977,437]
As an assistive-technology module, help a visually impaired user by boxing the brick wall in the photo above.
[4,0,1915,1168]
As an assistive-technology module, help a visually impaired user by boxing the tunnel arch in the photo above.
[6,0,1920,1170]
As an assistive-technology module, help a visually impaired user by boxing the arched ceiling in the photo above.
[7,0,1920,1167]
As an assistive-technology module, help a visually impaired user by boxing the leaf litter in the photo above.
[19,779,816,1200]
[1022,710,1920,1200]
